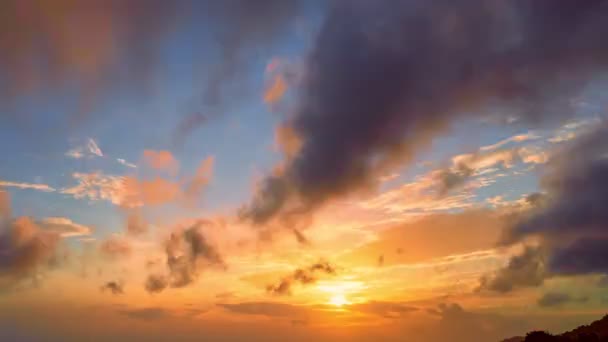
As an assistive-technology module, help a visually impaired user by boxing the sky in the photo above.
[1,1,608,341]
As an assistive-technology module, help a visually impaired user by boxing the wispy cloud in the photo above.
[39,217,93,237]
[480,132,541,151]
[65,138,104,159]
[0,180,55,192]
[61,172,125,205]
[116,158,137,168]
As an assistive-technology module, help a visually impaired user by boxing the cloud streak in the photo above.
[0,180,55,192]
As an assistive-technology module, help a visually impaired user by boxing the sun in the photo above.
[329,293,350,307]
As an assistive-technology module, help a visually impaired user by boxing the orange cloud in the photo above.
[121,176,181,207]
[264,74,287,104]
[143,150,179,173]
[341,210,504,266]
[274,123,302,160]
[183,156,214,204]
[0,190,10,219]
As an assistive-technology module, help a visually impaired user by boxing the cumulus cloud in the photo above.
[121,177,182,207]
[266,260,336,295]
[242,0,608,227]
[478,246,546,293]
[142,150,178,173]
[144,221,225,293]
[0,216,61,287]
[481,123,608,292]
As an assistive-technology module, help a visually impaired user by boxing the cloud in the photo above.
[144,274,168,294]
[117,308,169,322]
[100,281,124,295]
[172,113,208,148]
[0,191,9,219]
[477,123,608,292]
[360,172,474,215]
[65,138,103,159]
[145,221,225,293]
[125,211,147,236]
[218,302,310,319]
[61,172,125,205]
[242,0,608,226]
[116,158,137,168]
[264,74,287,104]
[0,180,55,192]
[266,260,336,295]
[480,132,541,152]
[182,156,214,204]
[274,123,302,161]
[62,156,214,207]
[537,292,588,308]
[487,124,608,286]
[121,176,182,207]
[1,1,305,126]
[343,210,504,265]
[87,138,103,157]
[478,246,546,293]
[0,216,61,287]
[425,303,532,342]
[142,150,178,173]
[99,236,132,259]
[348,301,418,319]
[38,217,92,238]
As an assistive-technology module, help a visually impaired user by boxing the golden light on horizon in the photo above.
[317,280,366,307]
[329,293,350,307]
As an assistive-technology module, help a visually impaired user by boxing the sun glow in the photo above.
[329,293,350,307]
[317,280,365,307]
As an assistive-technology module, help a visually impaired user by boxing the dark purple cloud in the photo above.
[483,124,608,292]
[242,0,608,226]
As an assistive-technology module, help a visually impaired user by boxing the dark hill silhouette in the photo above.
[501,315,608,342]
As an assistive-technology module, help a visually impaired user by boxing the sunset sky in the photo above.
[1,1,608,341]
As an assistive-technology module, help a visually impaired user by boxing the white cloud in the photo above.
[65,148,85,159]
[61,172,125,205]
[86,138,103,157]
[65,138,103,159]
[0,180,55,192]
[548,117,601,143]
[117,158,137,168]
[39,217,93,237]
